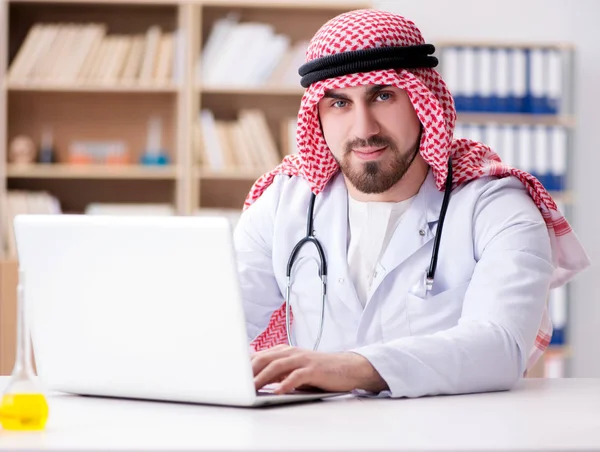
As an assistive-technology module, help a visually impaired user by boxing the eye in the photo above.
[376,92,393,101]
[332,100,348,108]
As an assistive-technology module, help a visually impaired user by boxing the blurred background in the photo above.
[0,0,597,378]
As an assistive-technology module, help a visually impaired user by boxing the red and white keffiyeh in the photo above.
[242,9,590,369]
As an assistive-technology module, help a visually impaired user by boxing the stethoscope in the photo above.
[285,158,453,350]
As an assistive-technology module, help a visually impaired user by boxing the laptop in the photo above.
[13,214,346,407]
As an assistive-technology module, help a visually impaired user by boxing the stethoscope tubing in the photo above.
[285,193,327,350]
[285,158,453,350]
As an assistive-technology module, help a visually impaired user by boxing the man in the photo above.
[233,9,589,398]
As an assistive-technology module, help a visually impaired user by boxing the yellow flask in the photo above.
[0,394,48,430]
[0,269,49,431]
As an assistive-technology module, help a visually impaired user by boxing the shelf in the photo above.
[198,168,264,180]
[456,113,575,127]
[5,82,180,94]
[7,164,178,180]
[199,85,304,96]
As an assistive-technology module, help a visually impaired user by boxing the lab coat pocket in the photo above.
[406,281,470,336]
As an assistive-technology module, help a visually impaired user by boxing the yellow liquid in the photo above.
[0,393,49,431]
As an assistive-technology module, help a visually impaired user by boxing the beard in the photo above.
[337,134,420,194]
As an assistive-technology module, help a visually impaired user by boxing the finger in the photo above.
[258,344,289,354]
[250,344,291,364]
[275,368,312,394]
[251,347,296,376]
[251,348,291,374]
[254,354,306,390]
[271,344,290,351]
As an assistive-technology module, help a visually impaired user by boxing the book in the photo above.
[138,25,162,84]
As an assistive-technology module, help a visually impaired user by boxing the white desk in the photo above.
[0,377,599,451]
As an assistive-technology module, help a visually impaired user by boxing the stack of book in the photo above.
[454,124,568,192]
[198,13,307,88]
[195,109,282,174]
[8,23,181,86]
[440,46,565,114]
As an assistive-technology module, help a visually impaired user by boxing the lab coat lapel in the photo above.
[377,170,445,281]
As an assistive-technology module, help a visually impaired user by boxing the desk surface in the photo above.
[0,377,599,452]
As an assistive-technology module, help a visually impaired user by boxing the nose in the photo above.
[351,103,380,142]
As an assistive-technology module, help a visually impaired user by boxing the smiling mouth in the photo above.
[352,146,388,161]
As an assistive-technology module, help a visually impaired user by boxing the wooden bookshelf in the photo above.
[2,0,190,253]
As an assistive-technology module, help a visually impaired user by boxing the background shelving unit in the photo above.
[1,0,195,257]
[436,41,576,378]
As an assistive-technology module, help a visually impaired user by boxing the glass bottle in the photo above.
[0,268,48,430]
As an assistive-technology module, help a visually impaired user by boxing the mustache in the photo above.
[344,135,395,154]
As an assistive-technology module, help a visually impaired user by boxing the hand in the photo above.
[251,344,388,394]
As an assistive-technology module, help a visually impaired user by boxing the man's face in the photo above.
[317,84,422,194]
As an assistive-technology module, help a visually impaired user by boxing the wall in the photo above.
[375,0,600,376]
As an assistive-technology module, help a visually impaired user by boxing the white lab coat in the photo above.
[233,170,554,398]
